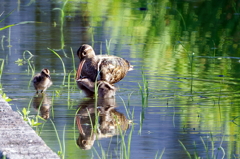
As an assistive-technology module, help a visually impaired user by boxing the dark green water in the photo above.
[1,0,240,158]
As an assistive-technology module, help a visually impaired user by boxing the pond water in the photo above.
[1,0,240,158]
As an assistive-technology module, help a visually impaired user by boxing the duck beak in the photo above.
[76,59,86,80]
[46,74,51,79]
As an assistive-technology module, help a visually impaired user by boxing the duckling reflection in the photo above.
[32,93,52,119]
[76,98,131,150]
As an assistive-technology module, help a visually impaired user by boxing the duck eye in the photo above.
[82,51,87,56]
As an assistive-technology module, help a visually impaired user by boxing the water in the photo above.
[1,0,240,158]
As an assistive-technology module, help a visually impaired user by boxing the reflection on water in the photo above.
[76,98,131,150]
[32,93,52,119]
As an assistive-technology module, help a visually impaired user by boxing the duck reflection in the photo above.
[76,98,131,150]
[32,93,52,119]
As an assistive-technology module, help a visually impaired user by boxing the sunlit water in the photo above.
[1,0,240,158]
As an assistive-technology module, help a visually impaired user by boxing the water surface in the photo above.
[1,0,240,158]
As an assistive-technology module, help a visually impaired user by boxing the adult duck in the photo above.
[76,44,133,84]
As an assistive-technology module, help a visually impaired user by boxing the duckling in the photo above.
[76,44,133,84]
[32,68,52,94]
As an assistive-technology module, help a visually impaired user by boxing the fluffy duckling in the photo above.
[32,68,52,94]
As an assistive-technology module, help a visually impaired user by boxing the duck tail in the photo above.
[128,65,134,71]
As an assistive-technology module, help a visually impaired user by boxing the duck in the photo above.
[76,44,133,84]
[32,68,52,94]
[77,78,116,98]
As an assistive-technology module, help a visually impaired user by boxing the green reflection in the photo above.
[61,0,240,158]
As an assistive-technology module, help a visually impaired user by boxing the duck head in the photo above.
[76,44,97,80]
[77,44,96,60]
[41,68,51,79]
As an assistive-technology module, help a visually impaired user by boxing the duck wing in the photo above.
[98,56,131,84]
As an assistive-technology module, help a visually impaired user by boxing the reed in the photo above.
[179,134,226,159]
[67,71,72,103]
[16,97,45,129]
[51,91,55,119]
[174,8,186,31]
[0,83,12,102]
[89,27,95,47]
[48,48,66,85]
[138,69,148,134]
[138,69,149,107]
[0,9,15,23]
[50,119,66,159]
[0,21,37,31]
[119,93,134,120]
[154,148,165,159]
[1,35,5,50]
[70,47,76,74]
[94,71,102,99]
[105,39,112,55]
[22,50,35,87]
[117,117,134,159]
[190,52,194,94]
[178,139,192,159]
[0,58,4,80]
[177,41,195,94]
[53,0,68,51]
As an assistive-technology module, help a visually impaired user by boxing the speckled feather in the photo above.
[76,44,133,84]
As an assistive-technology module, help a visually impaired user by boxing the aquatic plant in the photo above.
[138,69,149,106]
[119,92,134,120]
[70,47,76,74]
[138,68,149,134]
[23,50,35,87]
[0,58,4,80]
[17,97,46,129]
[117,120,134,159]
[53,0,68,51]
[50,119,66,159]
[87,27,95,47]
[105,39,112,55]
[0,60,10,102]
[178,140,192,159]
[1,93,12,102]
[14,50,35,87]
[154,148,165,159]
[1,35,5,50]
[17,107,44,127]
[174,8,186,31]
[178,134,225,159]
[0,83,12,103]
[0,21,37,31]
[48,48,66,85]
[23,50,34,74]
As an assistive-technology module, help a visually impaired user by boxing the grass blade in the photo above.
[48,48,66,85]
[178,139,192,159]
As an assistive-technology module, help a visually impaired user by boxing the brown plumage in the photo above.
[32,68,52,94]
[77,78,116,98]
[76,44,133,84]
